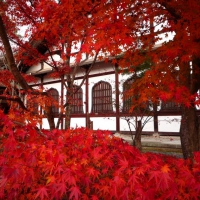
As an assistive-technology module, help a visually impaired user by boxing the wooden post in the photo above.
[61,75,64,129]
[153,103,159,136]
[115,64,120,132]
[85,68,89,128]
[89,120,93,130]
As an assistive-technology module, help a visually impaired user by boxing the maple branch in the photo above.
[43,41,60,70]
[35,126,48,138]
[159,1,181,21]
[0,15,32,91]
[88,2,101,15]
[75,51,99,93]
[9,37,61,61]
[70,36,88,84]
[7,37,41,63]
[56,51,99,129]
[63,51,99,108]
[0,19,51,99]
[125,117,135,142]
[9,37,63,75]
[15,0,37,25]
[13,120,49,138]
[0,95,27,110]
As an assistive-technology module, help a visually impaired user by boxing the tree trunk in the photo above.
[179,58,200,159]
[65,103,71,130]
[65,75,72,130]
[180,106,199,159]
[198,116,200,150]
[134,120,142,150]
[0,14,57,130]
[45,106,55,130]
[0,15,31,91]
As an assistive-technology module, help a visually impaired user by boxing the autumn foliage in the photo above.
[0,111,199,200]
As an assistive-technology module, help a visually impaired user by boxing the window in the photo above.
[27,100,39,115]
[25,91,38,115]
[122,76,149,113]
[70,85,83,114]
[47,88,59,115]
[161,101,180,111]
[122,78,134,113]
[91,81,113,113]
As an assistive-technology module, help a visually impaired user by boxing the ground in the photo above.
[114,133,182,157]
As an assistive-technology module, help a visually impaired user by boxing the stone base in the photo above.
[153,133,160,137]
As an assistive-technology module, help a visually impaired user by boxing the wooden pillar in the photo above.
[61,75,64,129]
[153,103,158,134]
[40,75,44,130]
[115,64,120,132]
[85,68,89,128]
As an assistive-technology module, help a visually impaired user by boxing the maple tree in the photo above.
[123,114,153,150]
[111,0,200,159]
[121,61,154,150]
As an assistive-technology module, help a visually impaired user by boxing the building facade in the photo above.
[26,59,183,135]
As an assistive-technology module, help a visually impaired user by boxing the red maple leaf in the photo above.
[0,176,7,187]
[87,167,100,180]
[35,186,49,200]
[100,185,110,196]
[56,182,67,197]
[92,147,102,160]
[119,157,129,171]
[149,170,161,189]
[69,186,81,200]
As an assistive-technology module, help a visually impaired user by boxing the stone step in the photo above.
[142,141,181,149]
[142,146,183,158]
[114,133,183,158]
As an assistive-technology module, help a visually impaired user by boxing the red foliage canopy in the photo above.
[0,110,200,199]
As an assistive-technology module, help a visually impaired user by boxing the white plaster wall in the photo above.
[42,117,85,130]
[120,118,136,131]
[42,118,49,129]
[120,116,154,132]
[90,117,116,130]
[42,118,61,129]
[43,82,62,95]
[142,118,154,131]
[71,118,86,128]
[30,62,182,133]
[158,116,181,132]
